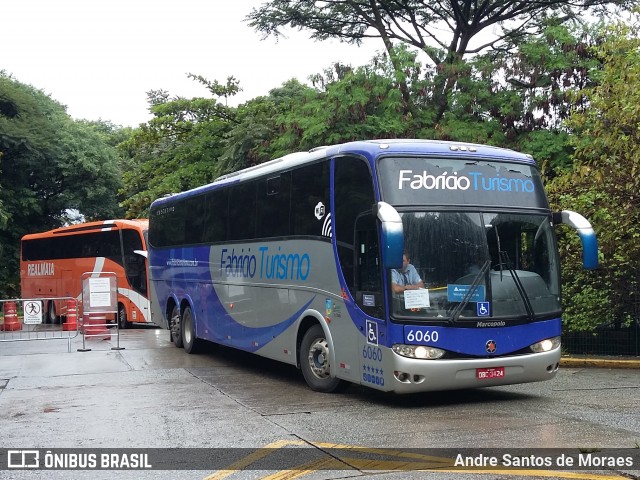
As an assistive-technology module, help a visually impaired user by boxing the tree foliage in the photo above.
[119,20,603,214]
[247,0,637,121]
[550,20,640,330]
[119,76,241,217]
[0,73,123,297]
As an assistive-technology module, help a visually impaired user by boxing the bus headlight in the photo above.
[530,336,561,353]
[393,344,445,359]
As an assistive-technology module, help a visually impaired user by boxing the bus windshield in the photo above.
[377,156,560,323]
[389,211,561,323]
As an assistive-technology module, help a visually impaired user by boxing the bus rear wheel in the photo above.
[47,301,59,325]
[181,306,201,354]
[300,325,343,393]
[170,304,183,348]
[117,304,130,329]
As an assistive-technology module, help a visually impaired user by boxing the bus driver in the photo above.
[391,251,425,294]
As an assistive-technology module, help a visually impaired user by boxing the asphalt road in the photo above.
[0,326,638,480]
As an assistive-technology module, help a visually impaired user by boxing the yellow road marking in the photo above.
[311,441,454,465]
[260,457,345,480]
[202,440,305,480]
[203,440,632,480]
[426,469,630,480]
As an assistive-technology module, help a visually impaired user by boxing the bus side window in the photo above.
[291,162,330,236]
[256,172,291,238]
[203,188,228,243]
[228,182,257,240]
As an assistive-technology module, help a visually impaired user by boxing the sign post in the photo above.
[79,272,123,352]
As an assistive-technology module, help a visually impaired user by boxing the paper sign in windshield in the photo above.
[404,289,430,309]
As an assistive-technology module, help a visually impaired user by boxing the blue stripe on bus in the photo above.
[206,295,315,352]
[399,318,562,356]
[152,247,316,353]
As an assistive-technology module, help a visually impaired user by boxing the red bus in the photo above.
[20,219,151,328]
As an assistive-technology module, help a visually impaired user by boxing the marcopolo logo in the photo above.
[398,170,535,193]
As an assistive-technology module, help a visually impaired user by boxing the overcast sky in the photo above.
[2,0,380,127]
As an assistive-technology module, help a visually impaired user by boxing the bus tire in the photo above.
[300,325,343,393]
[117,304,130,329]
[170,304,183,348]
[181,306,201,354]
[47,301,59,325]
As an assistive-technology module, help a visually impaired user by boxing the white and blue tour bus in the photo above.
[148,139,598,393]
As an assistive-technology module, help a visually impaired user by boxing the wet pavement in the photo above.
[0,326,638,480]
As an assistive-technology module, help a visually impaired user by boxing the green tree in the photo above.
[463,21,600,174]
[119,21,605,221]
[220,79,317,172]
[262,23,595,168]
[248,0,636,123]
[119,75,240,218]
[0,73,123,297]
[550,20,640,330]
[274,53,419,148]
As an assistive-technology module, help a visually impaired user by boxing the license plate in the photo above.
[476,367,505,380]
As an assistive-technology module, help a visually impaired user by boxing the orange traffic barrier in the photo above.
[1,301,22,331]
[62,300,78,331]
[81,313,110,339]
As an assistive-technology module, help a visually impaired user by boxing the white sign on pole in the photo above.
[23,300,43,324]
[88,277,112,308]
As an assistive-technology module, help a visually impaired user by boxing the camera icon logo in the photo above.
[8,450,40,469]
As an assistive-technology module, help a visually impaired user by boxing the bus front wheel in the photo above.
[300,325,343,393]
[181,306,201,354]
[170,305,183,348]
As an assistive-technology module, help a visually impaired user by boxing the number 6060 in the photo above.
[406,330,439,343]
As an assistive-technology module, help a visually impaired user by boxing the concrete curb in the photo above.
[560,357,640,369]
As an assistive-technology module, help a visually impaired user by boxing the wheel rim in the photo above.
[118,308,125,327]
[307,338,330,379]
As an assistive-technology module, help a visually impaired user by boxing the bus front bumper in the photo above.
[387,348,561,394]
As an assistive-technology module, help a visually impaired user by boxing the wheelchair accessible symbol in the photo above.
[366,320,378,345]
[477,302,490,317]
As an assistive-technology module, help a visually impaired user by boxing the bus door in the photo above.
[354,214,384,319]
[354,213,389,389]
[121,227,150,323]
[121,249,149,322]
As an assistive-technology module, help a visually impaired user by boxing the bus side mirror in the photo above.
[552,210,599,270]
[374,202,404,269]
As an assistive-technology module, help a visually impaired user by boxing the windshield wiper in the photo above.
[499,251,536,322]
[449,260,491,324]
